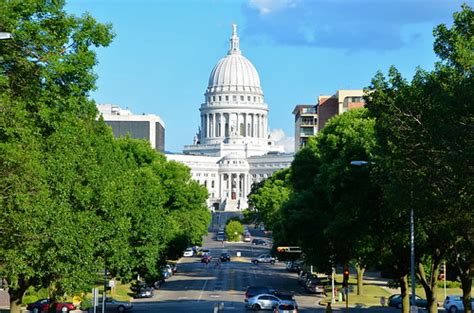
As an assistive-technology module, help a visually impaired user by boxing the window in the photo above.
[232,95,237,101]
[254,96,256,101]
[247,96,251,101]
[212,96,215,101]
[240,95,244,101]
[225,95,229,101]
[211,181,215,188]
[218,96,222,101]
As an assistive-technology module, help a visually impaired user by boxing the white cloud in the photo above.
[270,128,295,153]
[249,0,298,15]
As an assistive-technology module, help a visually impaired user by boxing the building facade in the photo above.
[97,104,165,152]
[166,25,293,212]
[292,104,318,152]
[317,89,365,131]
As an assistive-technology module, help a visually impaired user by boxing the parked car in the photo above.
[134,285,154,298]
[27,299,76,313]
[216,231,225,241]
[98,298,133,312]
[243,232,251,242]
[201,254,213,263]
[183,247,194,257]
[220,252,231,262]
[274,300,299,313]
[252,254,276,264]
[304,276,327,294]
[388,294,428,309]
[251,239,268,246]
[286,261,303,273]
[245,294,297,311]
[444,295,474,313]
[297,271,309,286]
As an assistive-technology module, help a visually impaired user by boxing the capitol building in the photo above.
[166,25,293,212]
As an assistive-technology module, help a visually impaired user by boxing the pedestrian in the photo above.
[221,239,224,247]
[325,302,332,313]
[214,258,221,269]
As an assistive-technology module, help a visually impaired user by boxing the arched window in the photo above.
[211,180,215,188]
[204,180,207,187]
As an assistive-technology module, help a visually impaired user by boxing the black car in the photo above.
[220,253,231,262]
[244,286,293,301]
[134,285,154,298]
[286,261,302,273]
[251,239,268,246]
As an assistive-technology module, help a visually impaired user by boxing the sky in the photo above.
[66,0,467,153]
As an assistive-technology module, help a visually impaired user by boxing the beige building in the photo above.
[292,104,318,152]
[317,89,365,131]
[293,90,365,150]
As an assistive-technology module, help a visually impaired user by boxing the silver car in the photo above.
[98,298,133,312]
[245,294,286,310]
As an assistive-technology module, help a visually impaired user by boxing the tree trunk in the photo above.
[9,286,28,313]
[460,272,472,313]
[399,274,409,313]
[417,261,440,313]
[355,264,365,295]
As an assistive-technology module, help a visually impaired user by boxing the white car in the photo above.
[183,247,194,257]
[444,295,474,313]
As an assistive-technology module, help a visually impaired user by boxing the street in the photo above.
[130,230,408,313]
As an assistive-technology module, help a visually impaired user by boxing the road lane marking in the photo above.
[198,279,208,301]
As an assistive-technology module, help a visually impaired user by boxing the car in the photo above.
[304,276,327,294]
[245,286,294,302]
[274,300,299,313]
[98,298,133,312]
[245,294,297,311]
[201,254,213,263]
[243,232,251,242]
[134,285,154,298]
[251,239,268,246]
[444,295,474,313]
[388,294,428,309]
[252,254,276,264]
[297,271,310,286]
[183,247,194,257]
[286,261,303,273]
[27,299,76,313]
[216,231,225,241]
[220,252,231,262]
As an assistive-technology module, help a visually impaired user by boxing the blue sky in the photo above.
[66,0,467,153]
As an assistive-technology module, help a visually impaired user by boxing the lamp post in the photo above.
[350,160,416,312]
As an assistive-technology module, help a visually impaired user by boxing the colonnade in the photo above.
[201,112,267,139]
[218,172,249,203]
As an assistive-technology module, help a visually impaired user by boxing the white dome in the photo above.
[207,54,261,93]
[206,25,263,95]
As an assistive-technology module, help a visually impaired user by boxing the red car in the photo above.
[201,255,213,264]
[27,299,76,312]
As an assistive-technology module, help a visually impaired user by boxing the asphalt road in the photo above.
[131,230,407,313]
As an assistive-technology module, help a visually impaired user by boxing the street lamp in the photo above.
[350,160,417,312]
[0,32,13,40]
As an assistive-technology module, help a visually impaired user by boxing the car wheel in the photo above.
[396,303,402,309]
[252,304,261,311]
[270,260,275,264]
[449,306,458,313]
[253,260,258,264]
[117,305,125,312]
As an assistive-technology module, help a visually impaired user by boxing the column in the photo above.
[206,114,209,138]
[236,174,240,199]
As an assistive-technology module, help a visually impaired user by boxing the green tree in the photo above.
[225,221,244,242]
[366,5,473,312]
[0,1,114,312]
[247,169,291,231]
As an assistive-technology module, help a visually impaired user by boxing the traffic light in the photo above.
[343,267,350,287]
